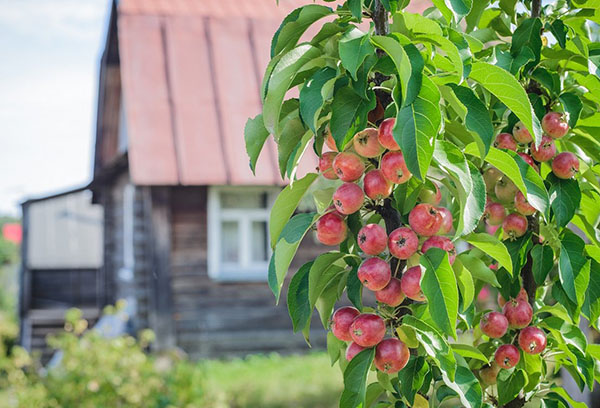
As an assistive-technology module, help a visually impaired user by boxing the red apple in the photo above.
[378,118,400,151]
[401,266,426,301]
[333,182,364,215]
[375,338,410,374]
[388,227,419,259]
[512,121,532,143]
[518,326,547,355]
[437,207,453,235]
[503,298,533,329]
[421,235,456,264]
[350,313,386,347]
[494,132,518,151]
[332,152,365,182]
[381,151,411,184]
[484,201,506,226]
[330,306,360,341]
[408,204,443,236]
[353,128,384,158]
[514,191,536,216]
[375,278,405,306]
[494,344,520,369]
[358,257,392,291]
[502,213,528,240]
[364,169,393,200]
[318,152,338,180]
[316,212,348,246]
[552,152,579,179]
[542,112,569,139]
[345,341,366,361]
[530,135,556,162]
[480,312,509,338]
[357,224,388,255]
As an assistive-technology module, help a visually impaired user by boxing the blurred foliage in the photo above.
[0,305,342,408]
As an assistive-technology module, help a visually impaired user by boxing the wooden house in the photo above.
[20,0,429,359]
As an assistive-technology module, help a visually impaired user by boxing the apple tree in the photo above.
[245,0,600,406]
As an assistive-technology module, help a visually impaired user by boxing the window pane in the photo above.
[220,191,268,209]
[251,221,268,262]
[221,221,239,263]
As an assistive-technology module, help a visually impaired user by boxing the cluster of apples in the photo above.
[484,111,579,240]
[478,288,547,386]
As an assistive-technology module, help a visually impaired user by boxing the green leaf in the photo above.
[270,5,333,57]
[420,248,459,339]
[327,331,345,365]
[263,44,323,135]
[559,92,583,129]
[330,86,376,149]
[268,213,319,302]
[464,233,513,275]
[450,85,494,157]
[244,114,271,174]
[511,18,542,63]
[308,252,347,309]
[394,76,441,180]
[346,265,363,311]
[402,315,457,381]
[468,62,542,145]
[339,27,375,80]
[585,259,600,326]
[287,261,313,332]
[549,19,568,49]
[499,0,517,19]
[497,369,527,406]
[315,269,346,327]
[503,232,533,276]
[398,356,429,406]
[278,115,308,178]
[458,253,500,287]
[559,230,588,305]
[531,245,554,286]
[454,262,475,311]
[340,348,375,408]
[403,43,425,106]
[451,344,488,363]
[299,67,337,134]
[371,35,413,105]
[270,173,318,247]
[547,388,588,408]
[416,33,464,82]
[347,0,363,21]
[508,150,549,217]
[548,173,581,228]
[441,355,483,408]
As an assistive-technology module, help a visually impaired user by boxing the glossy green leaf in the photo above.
[402,315,457,381]
[497,369,527,406]
[299,67,337,134]
[454,262,475,311]
[458,253,500,287]
[340,348,375,408]
[450,85,494,157]
[308,252,347,308]
[398,356,429,406]
[330,86,376,149]
[548,173,581,228]
[441,355,483,408]
[415,33,463,82]
[371,35,413,105]
[394,76,441,180]
[270,173,318,247]
[346,265,363,311]
[559,92,583,129]
[263,44,322,135]
[421,248,459,339]
[550,19,568,49]
[244,114,271,174]
[339,27,375,80]
[531,244,554,286]
[464,233,513,275]
[511,18,542,63]
[451,344,488,362]
[468,62,542,145]
[327,331,345,365]
[270,5,333,57]
[559,230,589,305]
[287,261,313,332]
[585,259,600,327]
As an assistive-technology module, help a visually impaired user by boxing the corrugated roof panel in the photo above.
[118,15,179,184]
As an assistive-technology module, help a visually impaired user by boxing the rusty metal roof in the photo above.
[116,0,428,186]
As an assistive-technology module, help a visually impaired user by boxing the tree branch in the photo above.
[372,0,389,36]
[531,0,541,18]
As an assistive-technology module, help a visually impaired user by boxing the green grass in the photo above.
[199,353,343,408]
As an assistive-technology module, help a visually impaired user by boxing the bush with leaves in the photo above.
[246,0,600,406]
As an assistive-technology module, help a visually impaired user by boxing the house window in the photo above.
[207,187,278,281]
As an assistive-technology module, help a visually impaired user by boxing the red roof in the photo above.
[116,0,429,186]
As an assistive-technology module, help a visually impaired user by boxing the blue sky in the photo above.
[0,0,109,215]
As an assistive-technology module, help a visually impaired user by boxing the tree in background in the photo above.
[247,0,600,406]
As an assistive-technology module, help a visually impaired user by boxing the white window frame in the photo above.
[207,186,279,281]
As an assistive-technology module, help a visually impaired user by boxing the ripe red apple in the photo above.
[480,312,509,338]
[518,153,539,172]
[408,204,443,236]
[388,227,419,259]
[494,132,518,151]
[353,128,384,158]
[498,288,528,308]
[512,121,532,143]
[530,135,556,162]
[518,326,547,355]
[357,257,392,291]
[332,152,365,182]
[479,363,501,386]
[330,306,360,341]
[401,266,426,301]
[418,183,442,205]
[374,338,410,374]
[350,313,386,347]
[333,182,364,215]
[437,207,453,235]
[542,112,569,139]
[421,235,456,264]
[494,177,519,204]
[381,151,411,184]
[484,201,506,226]
[316,212,348,246]
[318,152,338,180]
[552,152,579,179]
[486,223,500,235]
[357,224,388,255]
[514,191,536,216]
[345,341,366,361]
[375,278,405,306]
[378,118,400,151]
[494,344,520,369]
[364,169,393,200]
[502,213,528,240]
[325,128,338,151]
[503,298,533,329]
[483,167,502,193]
